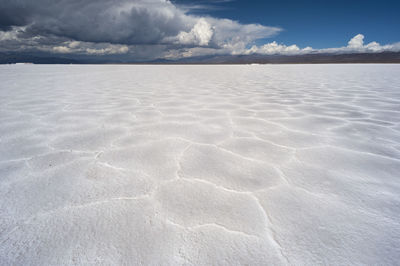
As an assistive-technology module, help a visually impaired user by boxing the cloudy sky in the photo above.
[0,0,399,60]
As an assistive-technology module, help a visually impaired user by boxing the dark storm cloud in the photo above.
[0,0,194,45]
[0,0,279,46]
[0,6,29,30]
[0,0,282,58]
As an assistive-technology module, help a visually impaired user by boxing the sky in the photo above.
[0,0,399,60]
[175,0,400,49]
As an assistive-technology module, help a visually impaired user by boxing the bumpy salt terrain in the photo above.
[1,64,400,265]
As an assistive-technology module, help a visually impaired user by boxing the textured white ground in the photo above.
[0,64,400,265]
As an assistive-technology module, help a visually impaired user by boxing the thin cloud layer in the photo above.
[319,34,400,53]
[243,34,400,56]
[245,42,312,55]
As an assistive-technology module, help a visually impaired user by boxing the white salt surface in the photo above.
[0,64,400,265]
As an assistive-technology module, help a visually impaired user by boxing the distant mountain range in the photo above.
[1,51,400,64]
[0,52,81,64]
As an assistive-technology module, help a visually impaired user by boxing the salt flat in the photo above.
[0,64,400,265]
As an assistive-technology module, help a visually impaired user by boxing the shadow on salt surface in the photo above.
[127,120,232,144]
[155,179,268,236]
[1,196,285,265]
[219,137,294,165]
[99,138,189,181]
[257,177,400,265]
[179,144,284,191]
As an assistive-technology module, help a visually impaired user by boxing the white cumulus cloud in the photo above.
[175,19,214,46]
[245,42,312,55]
[347,34,365,48]
[237,34,400,56]
[319,34,400,54]
[86,45,129,55]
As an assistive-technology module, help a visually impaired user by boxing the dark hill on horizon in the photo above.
[1,51,400,64]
